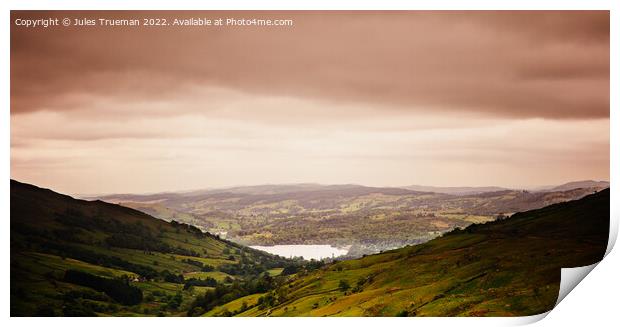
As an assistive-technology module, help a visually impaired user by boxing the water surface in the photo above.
[250,244,349,260]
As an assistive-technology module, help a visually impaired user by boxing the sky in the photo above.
[10,11,610,195]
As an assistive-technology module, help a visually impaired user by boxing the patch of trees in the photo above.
[256,283,294,310]
[104,231,201,257]
[54,210,202,257]
[63,270,143,305]
[105,233,170,252]
[37,241,159,279]
[396,310,409,317]
[304,259,325,271]
[166,292,183,310]
[187,273,279,316]
[161,270,185,284]
[217,256,308,277]
[170,220,205,237]
[188,284,245,315]
[257,293,277,309]
[182,258,204,268]
[218,263,266,276]
[442,216,506,237]
[351,275,374,293]
[281,265,298,276]
[183,277,217,289]
[181,258,214,273]
[338,280,350,292]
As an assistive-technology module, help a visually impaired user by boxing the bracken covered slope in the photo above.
[10,180,295,316]
[238,189,609,317]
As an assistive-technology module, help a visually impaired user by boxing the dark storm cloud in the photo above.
[11,11,609,119]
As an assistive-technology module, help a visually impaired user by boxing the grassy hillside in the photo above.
[233,189,609,317]
[10,180,304,316]
[11,180,609,317]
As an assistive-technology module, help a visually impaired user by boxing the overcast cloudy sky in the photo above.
[10,11,609,195]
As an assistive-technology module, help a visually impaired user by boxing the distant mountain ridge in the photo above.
[545,180,610,192]
[402,185,509,195]
[90,184,429,202]
[85,180,609,254]
[89,180,610,200]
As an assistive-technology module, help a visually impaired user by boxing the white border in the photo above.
[0,0,615,10]
[2,1,618,327]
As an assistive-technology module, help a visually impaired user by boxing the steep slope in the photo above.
[10,180,298,316]
[233,189,609,317]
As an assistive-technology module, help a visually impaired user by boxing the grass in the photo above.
[203,293,265,316]
[10,180,608,317]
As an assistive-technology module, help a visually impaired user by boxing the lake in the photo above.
[250,244,350,260]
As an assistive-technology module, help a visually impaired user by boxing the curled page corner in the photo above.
[555,262,599,307]
[542,189,619,313]
[524,198,615,324]
[549,208,614,314]
[517,263,601,325]
[503,312,550,325]
[605,189,618,257]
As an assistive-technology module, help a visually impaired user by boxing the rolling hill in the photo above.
[545,180,610,192]
[10,180,305,316]
[91,183,607,255]
[10,180,609,316]
[402,185,509,195]
[209,188,609,317]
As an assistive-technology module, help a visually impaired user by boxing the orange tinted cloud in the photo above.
[11,11,609,118]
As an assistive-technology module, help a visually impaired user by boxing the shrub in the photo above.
[338,280,350,292]
[396,310,409,317]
